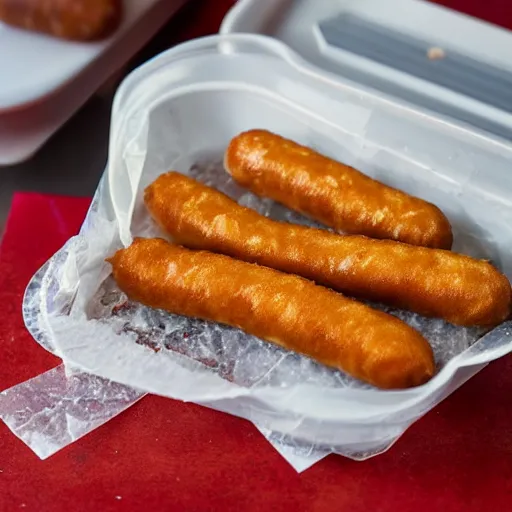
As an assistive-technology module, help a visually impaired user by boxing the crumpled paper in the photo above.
[0,363,326,470]
[0,365,144,460]
[0,361,328,470]
[15,155,512,467]
[0,255,326,471]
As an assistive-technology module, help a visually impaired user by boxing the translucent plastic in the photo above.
[22,34,512,460]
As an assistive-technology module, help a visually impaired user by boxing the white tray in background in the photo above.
[0,0,188,166]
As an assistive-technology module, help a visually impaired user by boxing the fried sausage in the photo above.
[145,172,511,327]
[107,238,435,389]
[224,129,453,249]
[0,0,122,41]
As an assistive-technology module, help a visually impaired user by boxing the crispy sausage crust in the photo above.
[145,172,511,327]
[108,238,435,389]
[224,130,453,249]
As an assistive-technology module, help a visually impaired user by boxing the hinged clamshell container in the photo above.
[22,1,512,461]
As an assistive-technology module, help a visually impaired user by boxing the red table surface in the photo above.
[2,1,512,511]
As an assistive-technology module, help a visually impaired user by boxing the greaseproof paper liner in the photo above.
[0,364,325,471]
[1,255,325,471]
[0,365,144,460]
[19,155,512,461]
[14,34,512,466]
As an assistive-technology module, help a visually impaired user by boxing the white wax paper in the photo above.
[0,238,326,471]
[9,34,512,470]
[0,364,144,460]
[16,154,512,463]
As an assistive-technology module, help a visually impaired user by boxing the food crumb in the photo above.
[115,496,122,500]
[427,47,446,60]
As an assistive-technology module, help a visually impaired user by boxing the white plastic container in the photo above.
[22,33,512,460]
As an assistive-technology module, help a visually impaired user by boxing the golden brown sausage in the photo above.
[107,238,435,389]
[224,129,453,249]
[0,0,122,41]
[145,172,511,327]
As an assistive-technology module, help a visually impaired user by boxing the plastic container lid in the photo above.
[221,0,512,141]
